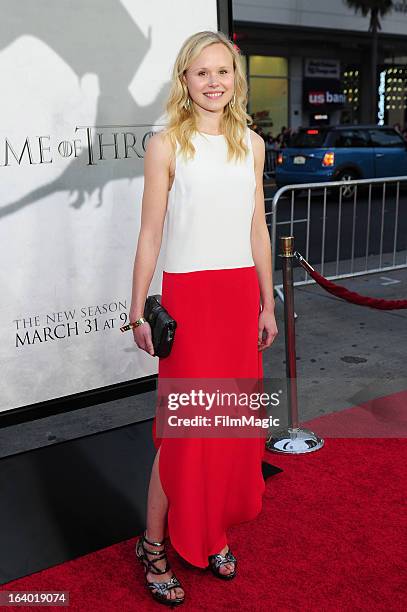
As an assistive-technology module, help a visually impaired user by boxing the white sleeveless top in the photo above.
[163,126,256,273]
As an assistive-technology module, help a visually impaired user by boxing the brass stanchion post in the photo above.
[266,236,324,453]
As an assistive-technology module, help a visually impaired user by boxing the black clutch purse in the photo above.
[143,295,177,358]
[120,295,176,358]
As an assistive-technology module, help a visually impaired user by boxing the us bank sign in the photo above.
[308,90,346,105]
[303,77,346,110]
[0,124,155,167]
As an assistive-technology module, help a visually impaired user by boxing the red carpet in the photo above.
[1,434,405,610]
[303,390,407,438]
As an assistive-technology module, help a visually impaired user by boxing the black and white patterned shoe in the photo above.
[135,531,185,606]
[208,546,237,580]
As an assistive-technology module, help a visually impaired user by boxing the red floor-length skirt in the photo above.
[152,265,266,568]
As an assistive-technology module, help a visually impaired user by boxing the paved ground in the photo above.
[1,267,405,458]
[268,266,407,421]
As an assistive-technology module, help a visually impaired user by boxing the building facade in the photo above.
[233,0,407,135]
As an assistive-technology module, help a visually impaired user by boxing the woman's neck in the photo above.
[195,111,223,136]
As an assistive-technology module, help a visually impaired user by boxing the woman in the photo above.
[129,30,277,606]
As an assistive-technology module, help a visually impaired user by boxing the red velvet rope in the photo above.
[306,268,407,310]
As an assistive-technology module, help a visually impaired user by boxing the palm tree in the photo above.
[345,1,393,123]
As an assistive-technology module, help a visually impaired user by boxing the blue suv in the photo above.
[275,125,407,197]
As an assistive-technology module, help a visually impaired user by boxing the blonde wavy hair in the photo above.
[163,30,252,163]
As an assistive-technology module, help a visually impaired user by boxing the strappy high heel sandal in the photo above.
[135,531,185,606]
[208,545,237,580]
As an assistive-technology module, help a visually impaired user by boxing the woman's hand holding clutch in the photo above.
[133,321,155,356]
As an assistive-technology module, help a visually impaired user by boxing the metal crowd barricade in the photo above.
[265,176,407,302]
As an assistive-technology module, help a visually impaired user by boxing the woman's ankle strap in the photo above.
[143,530,165,547]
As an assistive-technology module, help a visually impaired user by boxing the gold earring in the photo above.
[184,97,191,110]
[230,93,236,108]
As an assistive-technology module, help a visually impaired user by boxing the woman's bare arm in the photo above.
[250,130,275,313]
[129,132,172,351]
[250,130,277,350]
